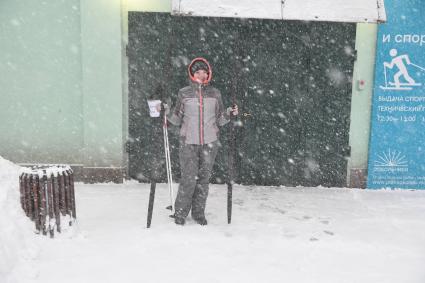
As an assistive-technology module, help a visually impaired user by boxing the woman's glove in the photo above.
[226,105,239,116]
[156,103,170,115]
[163,103,171,115]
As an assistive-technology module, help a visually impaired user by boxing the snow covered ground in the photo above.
[2,157,425,283]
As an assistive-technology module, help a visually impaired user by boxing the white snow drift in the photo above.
[1,155,425,282]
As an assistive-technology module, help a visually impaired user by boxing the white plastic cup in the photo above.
[147,100,161,117]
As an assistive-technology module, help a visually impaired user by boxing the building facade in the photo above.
[0,0,380,186]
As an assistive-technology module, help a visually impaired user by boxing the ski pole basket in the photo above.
[19,165,77,238]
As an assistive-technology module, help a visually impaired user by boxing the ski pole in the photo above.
[383,65,388,87]
[147,182,156,228]
[147,102,174,228]
[410,63,425,72]
[163,114,175,215]
[227,53,240,224]
[227,105,235,224]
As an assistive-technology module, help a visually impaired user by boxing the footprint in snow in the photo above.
[259,203,286,214]
[224,232,233,238]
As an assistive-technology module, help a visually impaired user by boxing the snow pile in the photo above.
[0,156,38,282]
[20,164,73,179]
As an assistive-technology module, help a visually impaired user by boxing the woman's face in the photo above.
[193,69,208,83]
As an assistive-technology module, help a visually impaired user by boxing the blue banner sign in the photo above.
[367,0,425,189]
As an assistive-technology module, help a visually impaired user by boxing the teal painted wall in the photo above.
[0,0,125,170]
[127,0,171,12]
[0,0,83,164]
[80,0,123,167]
[347,23,378,181]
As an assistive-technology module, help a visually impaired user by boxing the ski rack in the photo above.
[19,165,77,238]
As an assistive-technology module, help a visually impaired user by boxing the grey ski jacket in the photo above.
[168,82,230,145]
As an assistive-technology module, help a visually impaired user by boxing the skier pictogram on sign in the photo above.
[380,49,425,91]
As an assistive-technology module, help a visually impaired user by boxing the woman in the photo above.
[167,57,238,225]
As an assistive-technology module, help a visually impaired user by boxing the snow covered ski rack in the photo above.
[19,165,76,237]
